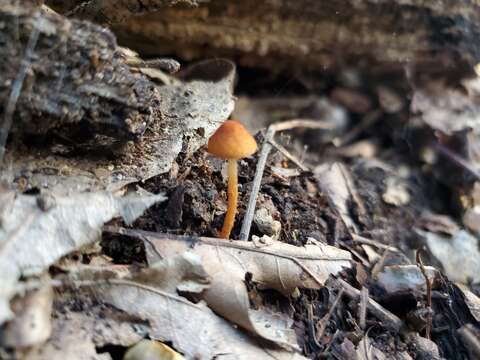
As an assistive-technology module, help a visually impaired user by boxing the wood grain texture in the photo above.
[48,0,480,73]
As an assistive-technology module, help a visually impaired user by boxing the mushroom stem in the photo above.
[220,159,238,239]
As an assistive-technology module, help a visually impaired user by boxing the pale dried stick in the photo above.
[359,286,369,329]
[334,278,403,332]
[351,233,401,253]
[239,119,332,241]
[268,138,309,172]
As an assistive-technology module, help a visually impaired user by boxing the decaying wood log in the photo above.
[0,3,236,194]
[0,3,160,143]
[47,0,480,74]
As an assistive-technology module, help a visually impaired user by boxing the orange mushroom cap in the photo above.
[207,120,257,160]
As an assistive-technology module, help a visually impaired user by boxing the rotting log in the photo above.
[47,0,480,74]
[0,3,236,194]
[0,3,158,143]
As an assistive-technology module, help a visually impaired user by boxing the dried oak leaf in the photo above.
[26,296,147,360]
[0,189,166,323]
[78,253,307,360]
[117,229,351,350]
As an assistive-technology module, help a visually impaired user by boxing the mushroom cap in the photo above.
[207,120,257,160]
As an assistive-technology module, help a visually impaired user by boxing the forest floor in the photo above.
[1,3,480,360]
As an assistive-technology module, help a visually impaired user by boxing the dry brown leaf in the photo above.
[101,285,306,359]
[59,252,209,296]
[86,270,307,359]
[119,230,351,349]
[135,252,211,294]
[315,162,365,233]
[56,252,306,359]
[0,190,166,323]
[26,297,146,360]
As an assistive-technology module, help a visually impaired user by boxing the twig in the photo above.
[416,249,432,340]
[0,14,40,165]
[316,288,345,342]
[333,278,404,332]
[359,286,368,330]
[432,141,480,181]
[339,241,370,267]
[239,119,333,241]
[351,234,401,253]
[239,127,273,241]
[269,138,310,172]
[307,303,323,348]
[332,110,382,147]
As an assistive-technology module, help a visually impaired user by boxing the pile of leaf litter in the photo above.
[1,2,480,360]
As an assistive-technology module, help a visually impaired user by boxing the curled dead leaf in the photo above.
[110,229,351,350]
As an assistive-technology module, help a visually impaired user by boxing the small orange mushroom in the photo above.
[207,120,257,239]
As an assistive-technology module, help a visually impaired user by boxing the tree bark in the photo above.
[48,0,480,74]
[0,3,155,142]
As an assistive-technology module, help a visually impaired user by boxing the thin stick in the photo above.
[334,278,403,332]
[432,141,480,181]
[0,16,40,165]
[416,249,432,339]
[316,288,345,342]
[239,119,333,241]
[269,138,310,172]
[239,128,273,241]
[359,286,369,330]
[332,110,382,147]
[351,234,401,253]
[307,304,323,348]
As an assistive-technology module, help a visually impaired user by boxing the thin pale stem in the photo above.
[220,159,238,239]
